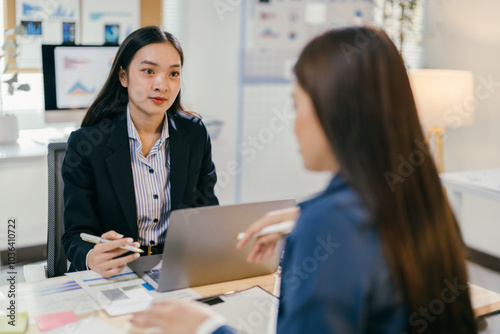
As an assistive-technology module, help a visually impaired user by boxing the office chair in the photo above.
[46,142,69,277]
[40,142,69,278]
[23,142,69,281]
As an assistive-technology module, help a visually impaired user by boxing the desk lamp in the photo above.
[408,69,474,173]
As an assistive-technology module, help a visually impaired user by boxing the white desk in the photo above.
[440,169,500,208]
[0,127,73,252]
[470,283,500,318]
[0,126,74,160]
[440,169,500,262]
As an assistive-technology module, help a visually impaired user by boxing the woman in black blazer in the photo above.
[61,26,218,277]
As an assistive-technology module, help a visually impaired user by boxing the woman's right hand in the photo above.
[87,230,141,278]
[236,207,300,263]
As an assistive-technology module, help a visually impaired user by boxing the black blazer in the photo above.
[61,109,219,271]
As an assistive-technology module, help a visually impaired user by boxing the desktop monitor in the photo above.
[41,44,119,124]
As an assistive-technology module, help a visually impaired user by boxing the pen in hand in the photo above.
[80,233,144,253]
[235,220,296,241]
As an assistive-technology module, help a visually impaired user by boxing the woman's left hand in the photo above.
[131,299,216,334]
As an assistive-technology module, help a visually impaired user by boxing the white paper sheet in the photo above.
[66,267,201,316]
[208,286,279,334]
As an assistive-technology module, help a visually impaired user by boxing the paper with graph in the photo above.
[66,267,200,316]
[0,276,101,324]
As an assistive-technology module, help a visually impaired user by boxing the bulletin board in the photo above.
[244,0,374,80]
[3,0,162,72]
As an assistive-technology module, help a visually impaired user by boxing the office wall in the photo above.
[424,0,500,257]
[423,0,500,172]
[176,0,241,204]
[176,1,331,205]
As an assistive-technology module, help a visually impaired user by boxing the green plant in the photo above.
[381,0,419,55]
[1,24,31,116]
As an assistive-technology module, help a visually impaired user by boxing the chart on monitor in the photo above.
[41,44,119,124]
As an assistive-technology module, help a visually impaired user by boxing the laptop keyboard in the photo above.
[145,269,161,283]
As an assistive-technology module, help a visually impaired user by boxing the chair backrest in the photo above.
[47,142,69,277]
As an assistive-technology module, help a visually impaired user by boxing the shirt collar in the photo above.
[297,172,343,209]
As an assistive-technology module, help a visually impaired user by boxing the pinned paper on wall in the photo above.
[11,0,141,69]
[251,0,305,51]
[305,3,327,25]
[15,0,80,69]
[245,0,375,80]
[81,0,140,45]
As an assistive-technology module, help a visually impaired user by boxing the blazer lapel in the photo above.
[104,113,139,239]
[169,113,190,210]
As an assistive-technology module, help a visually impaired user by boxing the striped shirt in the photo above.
[127,106,171,247]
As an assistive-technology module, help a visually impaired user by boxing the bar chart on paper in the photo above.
[0,276,101,323]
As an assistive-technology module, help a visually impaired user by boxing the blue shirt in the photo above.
[214,174,408,333]
[127,106,171,247]
[277,174,408,333]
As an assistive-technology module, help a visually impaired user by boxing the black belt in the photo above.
[139,244,164,256]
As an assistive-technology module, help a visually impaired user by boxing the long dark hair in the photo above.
[82,26,194,127]
[294,26,476,333]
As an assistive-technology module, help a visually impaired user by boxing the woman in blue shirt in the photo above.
[131,26,476,333]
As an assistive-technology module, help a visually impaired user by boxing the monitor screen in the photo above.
[41,44,119,113]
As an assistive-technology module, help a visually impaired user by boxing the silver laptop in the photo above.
[128,199,296,292]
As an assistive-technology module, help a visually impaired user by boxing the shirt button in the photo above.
[153,219,158,223]
[153,194,158,199]
[149,168,154,174]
